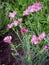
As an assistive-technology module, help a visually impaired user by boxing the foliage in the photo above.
[0,0,49,65]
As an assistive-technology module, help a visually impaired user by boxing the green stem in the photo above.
[10,43,19,55]
[12,28,23,44]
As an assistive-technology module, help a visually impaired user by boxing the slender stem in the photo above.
[12,28,23,44]
[10,43,19,55]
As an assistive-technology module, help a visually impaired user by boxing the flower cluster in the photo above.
[3,2,48,52]
[31,32,46,45]
[7,19,22,28]
[7,11,22,28]
[23,2,42,16]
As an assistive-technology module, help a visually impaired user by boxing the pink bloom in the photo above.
[43,45,48,51]
[9,11,17,18]
[23,9,30,16]
[31,35,38,45]
[38,32,46,41]
[9,12,15,18]
[13,20,19,26]
[21,27,28,33]
[28,5,34,12]
[23,2,42,16]
[32,2,42,12]
[7,23,13,28]
[3,36,12,43]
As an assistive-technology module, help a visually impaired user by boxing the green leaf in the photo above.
[47,15,49,22]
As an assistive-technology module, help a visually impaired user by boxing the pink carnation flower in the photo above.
[13,20,19,26]
[21,27,28,33]
[38,32,46,41]
[43,45,48,51]
[7,23,13,28]
[3,36,12,43]
[9,11,17,18]
[31,35,38,45]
